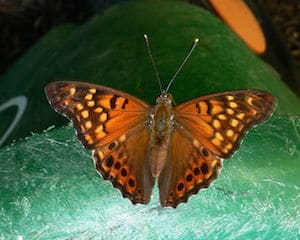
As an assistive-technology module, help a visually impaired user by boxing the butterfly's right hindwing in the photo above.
[93,127,155,205]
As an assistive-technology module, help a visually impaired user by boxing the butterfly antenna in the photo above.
[165,38,199,93]
[143,34,163,93]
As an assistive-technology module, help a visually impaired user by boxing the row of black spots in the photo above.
[178,179,211,207]
[184,155,201,187]
[193,146,209,159]
[104,150,143,204]
[166,173,211,208]
[167,180,189,203]
[104,154,139,192]
[195,146,210,162]
[174,159,223,207]
[165,154,213,208]
[174,163,211,196]
[163,191,183,208]
[188,151,210,184]
[103,154,125,175]
[191,148,210,179]
[93,152,117,180]
[96,153,139,204]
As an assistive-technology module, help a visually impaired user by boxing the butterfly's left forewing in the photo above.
[174,90,276,159]
[45,81,155,204]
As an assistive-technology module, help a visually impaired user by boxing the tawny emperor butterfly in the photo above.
[45,35,275,208]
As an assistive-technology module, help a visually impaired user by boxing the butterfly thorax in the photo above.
[148,93,175,177]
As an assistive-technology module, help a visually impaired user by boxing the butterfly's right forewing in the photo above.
[45,81,151,149]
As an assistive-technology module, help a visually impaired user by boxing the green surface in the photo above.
[0,115,299,239]
[0,0,300,147]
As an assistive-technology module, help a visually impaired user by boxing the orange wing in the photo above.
[175,90,276,158]
[159,90,275,208]
[45,81,151,149]
[93,127,155,204]
[158,127,222,208]
[45,81,155,204]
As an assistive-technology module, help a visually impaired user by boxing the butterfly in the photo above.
[45,35,276,208]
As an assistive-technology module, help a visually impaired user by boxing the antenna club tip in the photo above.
[143,34,148,39]
[194,38,200,43]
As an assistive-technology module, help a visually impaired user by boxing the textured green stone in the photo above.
[1,115,299,239]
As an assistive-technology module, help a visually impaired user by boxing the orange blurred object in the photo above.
[208,0,266,55]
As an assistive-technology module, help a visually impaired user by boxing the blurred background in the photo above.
[0,0,299,88]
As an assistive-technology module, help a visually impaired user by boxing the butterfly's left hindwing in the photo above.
[158,128,222,208]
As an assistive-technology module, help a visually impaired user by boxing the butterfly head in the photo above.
[156,91,174,106]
